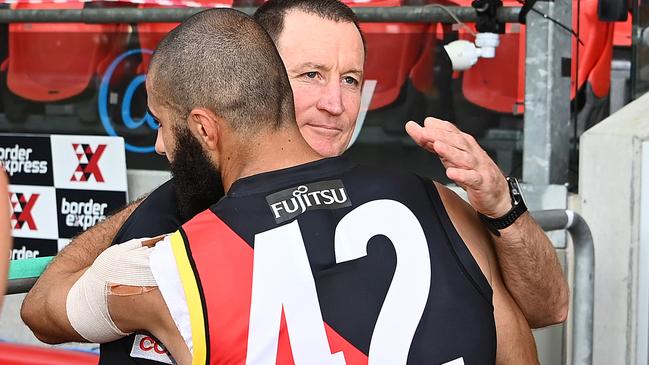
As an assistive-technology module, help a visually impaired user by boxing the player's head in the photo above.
[147,8,295,159]
[254,0,366,157]
[146,8,296,217]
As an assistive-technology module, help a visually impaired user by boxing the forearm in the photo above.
[52,198,144,271]
[492,212,569,328]
[22,270,87,344]
[21,198,144,342]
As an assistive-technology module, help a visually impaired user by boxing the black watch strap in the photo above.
[478,177,528,236]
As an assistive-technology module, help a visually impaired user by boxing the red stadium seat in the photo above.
[571,0,614,99]
[613,15,632,47]
[460,23,525,114]
[358,21,432,110]
[458,0,614,114]
[5,2,131,102]
[136,5,180,75]
[0,342,98,365]
[344,0,437,111]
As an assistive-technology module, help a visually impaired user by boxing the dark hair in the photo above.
[149,8,295,134]
[253,0,366,53]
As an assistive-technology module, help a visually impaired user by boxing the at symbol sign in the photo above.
[98,49,158,154]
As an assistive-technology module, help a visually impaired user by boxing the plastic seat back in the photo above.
[7,2,130,102]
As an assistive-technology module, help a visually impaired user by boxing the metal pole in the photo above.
[0,6,521,24]
[522,0,572,185]
[6,278,38,295]
[531,209,595,365]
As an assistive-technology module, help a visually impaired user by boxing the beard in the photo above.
[170,124,225,220]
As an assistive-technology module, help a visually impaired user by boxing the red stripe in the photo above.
[325,324,368,365]
[182,211,252,364]
[182,211,368,365]
[275,310,295,364]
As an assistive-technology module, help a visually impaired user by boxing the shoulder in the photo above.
[434,182,495,285]
[113,179,184,243]
[346,164,428,193]
[140,179,178,206]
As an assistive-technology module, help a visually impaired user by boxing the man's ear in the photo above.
[187,108,220,151]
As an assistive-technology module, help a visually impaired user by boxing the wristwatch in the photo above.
[478,176,528,236]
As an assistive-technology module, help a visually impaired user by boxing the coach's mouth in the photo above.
[304,123,342,137]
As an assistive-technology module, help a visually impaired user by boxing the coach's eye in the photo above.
[302,71,320,80]
[343,76,359,86]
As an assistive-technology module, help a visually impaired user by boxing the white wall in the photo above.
[580,91,649,364]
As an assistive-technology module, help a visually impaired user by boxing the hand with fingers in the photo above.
[407,117,570,330]
[405,117,511,218]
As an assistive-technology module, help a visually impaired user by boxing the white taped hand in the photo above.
[66,237,161,343]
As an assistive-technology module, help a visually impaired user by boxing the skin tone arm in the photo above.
[0,168,12,310]
[19,233,190,364]
[436,182,539,364]
[407,118,569,328]
[21,197,144,343]
[109,287,191,365]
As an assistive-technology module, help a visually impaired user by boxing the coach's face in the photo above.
[277,10,365,157]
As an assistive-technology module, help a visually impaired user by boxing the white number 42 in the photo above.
[246,199,465,365]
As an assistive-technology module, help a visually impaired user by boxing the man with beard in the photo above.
[23,8,520,363]
[22,0,565,364]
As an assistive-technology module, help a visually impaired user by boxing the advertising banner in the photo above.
[1,134,128,260]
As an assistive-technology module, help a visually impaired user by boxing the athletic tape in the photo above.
[66,238,159,343]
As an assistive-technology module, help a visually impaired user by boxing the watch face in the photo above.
[507,176,525,206]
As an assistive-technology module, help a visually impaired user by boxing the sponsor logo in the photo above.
[130,334,173,364]
[56,189,126,238]
[60,197,108,230]
[71,144,107,183]
[9,245,40,260]
[51,135,127,192]
[0,144,49,177]
[11,238,58,260]
[9,192,39,230]
[9,186,58,240]
[265,180,351,224]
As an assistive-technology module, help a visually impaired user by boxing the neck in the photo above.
[218,125,322,192]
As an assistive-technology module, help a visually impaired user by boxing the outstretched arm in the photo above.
[21,197,143,343]
[22,235,190,364]
[407,118,569,327]
[437,183,539,363]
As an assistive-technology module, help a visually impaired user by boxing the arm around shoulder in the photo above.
[436,180,569,328]
[435,183,540,364]
[493,212,569,327]
[406,118,568,327]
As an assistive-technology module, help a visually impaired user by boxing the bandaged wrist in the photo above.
[66,238,160,343]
